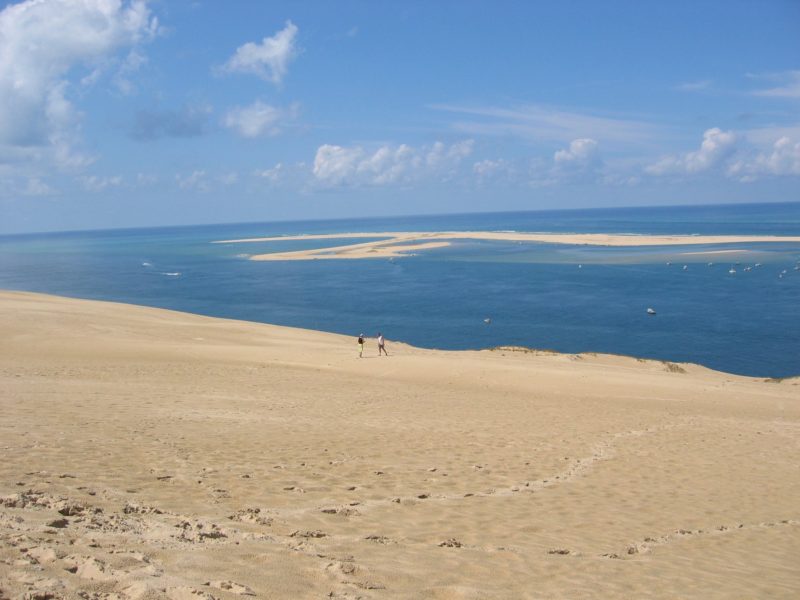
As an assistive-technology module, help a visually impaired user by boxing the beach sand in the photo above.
[211,231,800,261]
[1,291,798,599]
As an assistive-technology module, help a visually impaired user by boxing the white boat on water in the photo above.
[647,308,656,315]
[729,267,736,274]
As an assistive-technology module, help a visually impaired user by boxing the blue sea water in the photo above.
[1,202,799,378]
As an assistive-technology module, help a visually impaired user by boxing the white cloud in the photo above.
[222,101,298,138]
[176,170,209,192]
[23,177,55,196]
[0,0,157,167]
[254,162,285,183]
[728,136,800,181]
[751,70,800,99]
[313,144,367,186]
[220,21,298,84]
[554,138,600,169]
[136,172,157,186]
[79,174,122,192]
[218,172,238,185]
[473,158,511,178]
[113,49,148,94]
[312,140,473,188]
[646,128,737,176]
[426,140,474,169]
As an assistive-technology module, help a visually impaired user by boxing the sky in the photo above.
[0,0,799,234]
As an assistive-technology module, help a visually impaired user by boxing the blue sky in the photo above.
[1,0,799,234]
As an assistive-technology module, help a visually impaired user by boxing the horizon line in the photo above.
[2,199,799,238]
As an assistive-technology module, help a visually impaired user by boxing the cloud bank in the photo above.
[646,128,737,176]
[312,140,473,188]
[0,0,158,165]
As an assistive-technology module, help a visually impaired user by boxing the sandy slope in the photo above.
[210,231,800,261]
[0,291,798,599]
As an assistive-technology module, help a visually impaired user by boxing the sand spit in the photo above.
[211,231,800,261]
[1,291,799,599]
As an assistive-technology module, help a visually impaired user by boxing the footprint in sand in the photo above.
[364,535,394,544]
[290,529,327,538]
[166,586,218,600]
[204,581,256,596]
[62,555,118,582]
[321,506,360,517]
[24,546,60,564]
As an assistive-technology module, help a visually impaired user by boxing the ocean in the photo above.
[1,202,799,378]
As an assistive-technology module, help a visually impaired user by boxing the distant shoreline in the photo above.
[212,231,800,261]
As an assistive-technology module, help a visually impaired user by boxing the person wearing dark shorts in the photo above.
[358,333,365,358]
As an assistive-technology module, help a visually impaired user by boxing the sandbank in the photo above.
[211,231,800,261]
[1,291,799,598]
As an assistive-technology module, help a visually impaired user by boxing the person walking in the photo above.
[377,332,388,356]
[357,333,365,358]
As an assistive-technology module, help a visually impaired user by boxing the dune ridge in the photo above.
[1,291,798,599]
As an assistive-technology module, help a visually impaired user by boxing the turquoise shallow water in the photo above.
[1,202,799,377]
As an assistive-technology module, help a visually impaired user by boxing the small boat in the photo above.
[728,267,736,274]
[682,265,688,270]
[483,318,492,324]
[707,262,713,266]
[647,308,656,315]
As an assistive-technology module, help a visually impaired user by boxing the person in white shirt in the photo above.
[377,332,388,356]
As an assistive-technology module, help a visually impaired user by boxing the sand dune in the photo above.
[210,231,800,261]
[1,291,798,598]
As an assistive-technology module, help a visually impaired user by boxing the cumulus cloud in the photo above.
[728,137,800,181]
[312,140,473,188]
[0,0,158,163]
[473,158,513,180]
[222,101,298,138]
[220,21,298,84]
[554,138,600,169]
[646,128,737,176]
[131,105,211,141]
